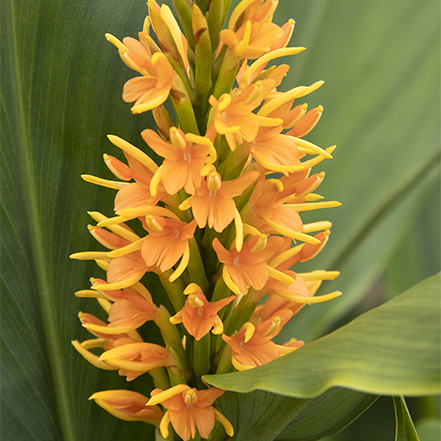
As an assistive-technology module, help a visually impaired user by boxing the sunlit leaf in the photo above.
[205,274,441,397]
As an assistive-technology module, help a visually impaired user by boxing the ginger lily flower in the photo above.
[179,170,259,233]
[170,283,235,340]
[222,309,299,370]
[99,341,176,381]
[106,32,175,113]
[142,127,216,195]
[90,390,163,424]
[212,235,290,295]
[147,385,233,441]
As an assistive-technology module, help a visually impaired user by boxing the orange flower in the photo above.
[99,340,176,381]
[245,124,300,170]
[180,170,259,233]
[147,385,233,441]
[212,235,286,295]
[209,80,280,151]
[90,390,163,424]
[106,32,175,113]
[222,309,297,370]
[170,284,235,340]
[81,287,158,335]
[220,0,285,59]
[106,251,150,290]
[142,127,215,195]
[141,217,197,272]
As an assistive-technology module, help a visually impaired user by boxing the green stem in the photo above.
[171,0,195,49]
[224,288,261,336]
[149,367,171,390]
[211,49,241,99]
[211,272,233,303]
[159,271,185,312]
[193,333,211,388]
[187,237,210,292]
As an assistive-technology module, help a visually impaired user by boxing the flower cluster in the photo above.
[71,1,341,439]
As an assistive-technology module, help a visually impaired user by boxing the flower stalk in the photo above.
[71,1,341,439]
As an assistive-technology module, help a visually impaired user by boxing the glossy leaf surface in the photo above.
[205,274,441,397]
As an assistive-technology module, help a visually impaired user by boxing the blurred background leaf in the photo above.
[1,0,439,440]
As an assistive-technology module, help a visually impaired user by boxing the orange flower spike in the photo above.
[90,390,163,425]
[181,170,259,233]
[222,309,294,370]
[170,284,235,340]
[212,235,286,295]
[147,385,233,441]
[142,127,214,195]
[141,217,197,273]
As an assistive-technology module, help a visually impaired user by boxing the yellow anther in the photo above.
[146,214,164,232]
[243,322,255,343]
[261,316,281,337]
[170,127,187,149]
[188,295,204,309]
[184,389,198,405]
[207,172,222,191]
[183,283,202,295]
[201,163,216,176]
[218,94,232,112]
[250,234,267,253]
[288,18,296,25]
[212,316,224,335]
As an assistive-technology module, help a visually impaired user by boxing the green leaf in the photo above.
[218,390,310,441]
[394,397,420,441]
[275,389,378,441]
[205,273,441,397]
[214,388,376,441]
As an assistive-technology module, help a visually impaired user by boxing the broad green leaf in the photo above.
[394,397,420,441]
[205,274,441,397]
[217,390,310,441]
[275,389,378,441]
